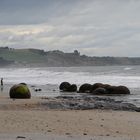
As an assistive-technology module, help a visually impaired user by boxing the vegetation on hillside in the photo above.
[0,47,140,67]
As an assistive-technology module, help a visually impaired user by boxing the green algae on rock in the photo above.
[9,83,31,99]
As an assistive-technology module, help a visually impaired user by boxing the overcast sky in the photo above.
[0,0,140,57]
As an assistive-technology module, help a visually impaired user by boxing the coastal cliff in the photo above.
[1,47,140,67]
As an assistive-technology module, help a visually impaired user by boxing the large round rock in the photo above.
[78,83,92,93]
[67,84,77,92]
[106,85,130,94]
[90,83,105,92]
[9,84,31,99]
[59,82,71,91]
[92,87,107,95]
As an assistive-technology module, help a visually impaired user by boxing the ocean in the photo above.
[0,66,140,107]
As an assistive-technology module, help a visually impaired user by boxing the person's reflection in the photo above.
[1,86,3,92]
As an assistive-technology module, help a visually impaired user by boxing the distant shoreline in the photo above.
[1,47,140,67]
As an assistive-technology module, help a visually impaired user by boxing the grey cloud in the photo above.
[0,0,79,25]
[0,0,140,56]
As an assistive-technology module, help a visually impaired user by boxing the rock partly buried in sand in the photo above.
[67,84,77,92]
[59,82,77,92]
[59,82,71,91]
[78,83,92,93]
[78,82,130,95]
[91,83,104,91]
[79,83,110,94]
[90,83,111,93]
[91,84,130,95]
[59,82,130,94]
[92,87,107,95]
[106,85,130,94]
[9,83,31,99]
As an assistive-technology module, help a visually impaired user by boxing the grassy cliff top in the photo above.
[0,47,140,66]
[0,48,47,63]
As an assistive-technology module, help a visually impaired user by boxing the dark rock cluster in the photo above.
[59,82,130,95]
[59,82,77,92]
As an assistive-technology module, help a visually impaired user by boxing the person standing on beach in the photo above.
[1,78,3,92]
[1,78,3,86]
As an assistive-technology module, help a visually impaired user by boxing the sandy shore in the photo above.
[0,97,139,140]
[0,109,140,136]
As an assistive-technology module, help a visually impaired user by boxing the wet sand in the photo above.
[0,97,139,140]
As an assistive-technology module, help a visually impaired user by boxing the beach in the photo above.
[0,66,140,139]
[0,96,139,140]
[1,0,140,139]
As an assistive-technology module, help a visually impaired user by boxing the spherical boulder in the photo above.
[92,87,107,95]
[59,82,71,91]
[90,83,104,92]
[78,83,92,93]
[106,86,117,94]
[19,83,27,85]
[106,85,130,94]
[9,83,31,99]
[103,84,111,89]
[67,84,77,92]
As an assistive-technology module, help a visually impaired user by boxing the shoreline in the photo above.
[1,83,140,108]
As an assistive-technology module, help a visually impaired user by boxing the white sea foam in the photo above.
[124,67,133,70]
[0,66,140,89]
[1,66,140,107]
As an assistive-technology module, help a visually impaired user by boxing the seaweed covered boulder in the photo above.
[9,83,31,99]
[78,83,92,93]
